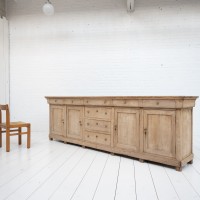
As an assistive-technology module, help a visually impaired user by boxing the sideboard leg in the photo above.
[176,166,182,172]
[111,152,115,156]
[64,141,67,144]
[82,145,86,148]
[139,159,144,163]
[188,160,193,164]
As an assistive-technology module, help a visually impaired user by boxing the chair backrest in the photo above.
[0,104,10,127]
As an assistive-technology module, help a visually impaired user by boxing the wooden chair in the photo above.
[0,104,31,152]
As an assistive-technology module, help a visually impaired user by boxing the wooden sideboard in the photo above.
[45,96,198,171]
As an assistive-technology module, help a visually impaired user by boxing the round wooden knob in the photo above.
[96,110,98,112]
[96,123,98,125]
[105,138,107,141]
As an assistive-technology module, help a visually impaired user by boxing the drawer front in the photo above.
[113,99,139,107]
[48,99,64,104]
[48,98,83,105]
[85,119,111,133]
[96,133,111,146]
[84,131,96,143]
[84,99,112,106]
[142,100,176,108]
[64,99,83,105]
[84,132,111,146]
[85,107,112,120]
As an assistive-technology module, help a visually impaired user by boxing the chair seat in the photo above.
[0,121,30,128]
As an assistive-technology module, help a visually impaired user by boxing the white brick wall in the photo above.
[6,0,200,133]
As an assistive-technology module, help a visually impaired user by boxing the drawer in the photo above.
[85,107,112,120]
[96,133,111,146]
[84,131,96,143]
[84,131,111,146]
[64,99,83,105]
[142,100,176,108]
[113,99,139,107]
[84,99,112,106]
[48,98,83,105]
[85,119,111,133]
[48,99,64,104]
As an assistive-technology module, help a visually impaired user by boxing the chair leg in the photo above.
[6,129,10,152]
[18,127,22,145]
[0,128,2,148]
[27,124,31,149]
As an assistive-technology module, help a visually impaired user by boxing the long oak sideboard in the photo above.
[45,96,198,171]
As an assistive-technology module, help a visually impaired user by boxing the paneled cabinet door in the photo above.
[143,110,176,158]
[67,106,83,140]
[50,105,66,136]
[114,108,140,152]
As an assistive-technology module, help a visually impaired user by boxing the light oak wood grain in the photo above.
[46,96,198,171]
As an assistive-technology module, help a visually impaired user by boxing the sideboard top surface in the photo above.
[45,96,198,100]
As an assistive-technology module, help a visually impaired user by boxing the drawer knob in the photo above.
[55,100,57,102]
[87,135,89,138]
[87,123,89,126]
[86,101,89,103]
[87,111,90,113]
[96,110,98,112]
[105,138,107,141]
[124,100,127,104]
[96,135,98,138]
[96,123,98,125]
[156,102,159,105]
[105,125,107,128]
[104,100,107,104]
[105,112,107,115]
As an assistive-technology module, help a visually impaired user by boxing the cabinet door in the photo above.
[114,108,140,152]
[143,110,175,158]
[50,105,66,136]
[67,106,83,140]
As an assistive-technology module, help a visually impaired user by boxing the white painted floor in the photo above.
[0,133,200,200]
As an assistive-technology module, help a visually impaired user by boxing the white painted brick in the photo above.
[5,0,200,133]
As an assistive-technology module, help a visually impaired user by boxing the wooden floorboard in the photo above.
[92,155,120,200]
[134,161,158,200]
[71,152,109,200]
[115,157,136,200]
[149,164,179,200]
[0,132,200,200]
[165,168,200,200]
